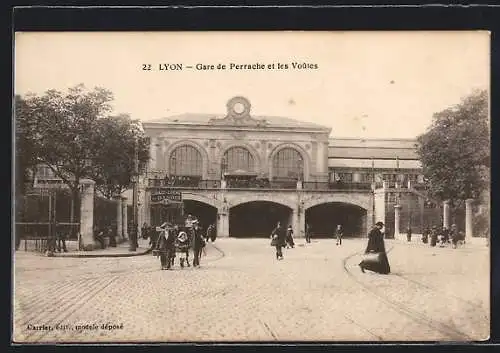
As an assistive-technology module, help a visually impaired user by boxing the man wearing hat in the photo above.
[359,221,391,274]
[156,222,175,270]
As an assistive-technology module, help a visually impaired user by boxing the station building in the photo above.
[140,96,437,239]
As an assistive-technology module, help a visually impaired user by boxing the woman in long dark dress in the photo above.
[359,221,391,274]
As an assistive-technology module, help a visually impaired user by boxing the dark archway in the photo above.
[230,201,293,238]
[183,200,217,231]
[305,202,367,238]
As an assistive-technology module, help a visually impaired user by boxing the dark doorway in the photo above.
[305,202,366,238]
[183,200,217,231]
[230,201,293,238]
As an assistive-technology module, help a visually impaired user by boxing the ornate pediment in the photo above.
[208,96,268,127]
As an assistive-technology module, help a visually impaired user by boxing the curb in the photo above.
[50,247,153,259]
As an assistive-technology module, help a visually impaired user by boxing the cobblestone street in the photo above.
[12,238,489,343]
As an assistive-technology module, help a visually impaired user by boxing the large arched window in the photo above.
[169,145,203,176]
[223,147,254,173]
[272,148,304,180]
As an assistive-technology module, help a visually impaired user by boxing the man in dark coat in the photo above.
[271,222,286,260]
[156,222,175,270]
[192,220,206,267]
[359,221,390,274]
[305,223,311,243]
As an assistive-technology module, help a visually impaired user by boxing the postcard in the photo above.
[13,31,490,343]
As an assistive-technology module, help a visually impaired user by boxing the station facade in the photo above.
[140,96,431,239]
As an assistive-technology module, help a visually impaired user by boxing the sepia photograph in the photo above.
[12,31,490,343]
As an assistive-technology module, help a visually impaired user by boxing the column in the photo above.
[122,197,128,239]
[217,200,229,237]
[114,195,123,238]
[465,198,474,241]
[79,179,96,250]
[443,200,450,229]
[394,204,402,240]
[150,137,157,170]
[366,205,374,235]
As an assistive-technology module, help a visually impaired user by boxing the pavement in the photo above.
[19,238,152,258]
[12,237,489,343]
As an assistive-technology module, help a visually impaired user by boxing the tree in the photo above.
[17,84,114,220]
[91,114,150,199]
[14,94,43,194]
[416,89,489,216]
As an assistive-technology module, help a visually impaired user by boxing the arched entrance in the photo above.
[183,200,217,231]
[229,201,293,238]
[305,202,367,238]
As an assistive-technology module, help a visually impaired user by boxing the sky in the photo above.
[14,31,489,139]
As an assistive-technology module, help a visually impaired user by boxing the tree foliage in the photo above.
[91,114,149,199]
[416,89,489,212]
[15,84,150,202]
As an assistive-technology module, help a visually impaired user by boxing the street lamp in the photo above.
[221,157,227,179]
[297,158,303,181]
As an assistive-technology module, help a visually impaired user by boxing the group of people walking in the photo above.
[270,222,346,260]
[422,224,463,248]
[271,220,390,275]
[152,214,212,270]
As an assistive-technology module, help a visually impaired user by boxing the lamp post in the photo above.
[297,158,303,181]
[129,136,139,252]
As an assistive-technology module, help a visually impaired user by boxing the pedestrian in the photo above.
[206,223,216,243]
[141,222,149,239]
[56,223,68,252]
[359,221,390,274]
[335,224,343,246]
[94,227,106,249]
[107,226,117,247]
[450,224,459,249]
[406,226,412,242]
[285,225,295,248]
[439,227,449,247]
[305,223,311,243]
[192,220,206,268]
[271,221,286,260]
[430,225,439,247]
[156,222,175,270]
[422,226,430,244]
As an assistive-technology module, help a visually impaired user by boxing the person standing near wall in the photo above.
[335,224,343,246]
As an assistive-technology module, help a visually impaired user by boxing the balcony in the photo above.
[147,177,373,192]
[304,182,373,191]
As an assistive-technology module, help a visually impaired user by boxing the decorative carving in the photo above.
[209,139,216,148]
[305,144,310,150]
[216,142,222,148]
[255,142,260,149]
[230,131,247,140]
[204,141,209,147]
[268,143,273,149]
[208,96,268,127]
